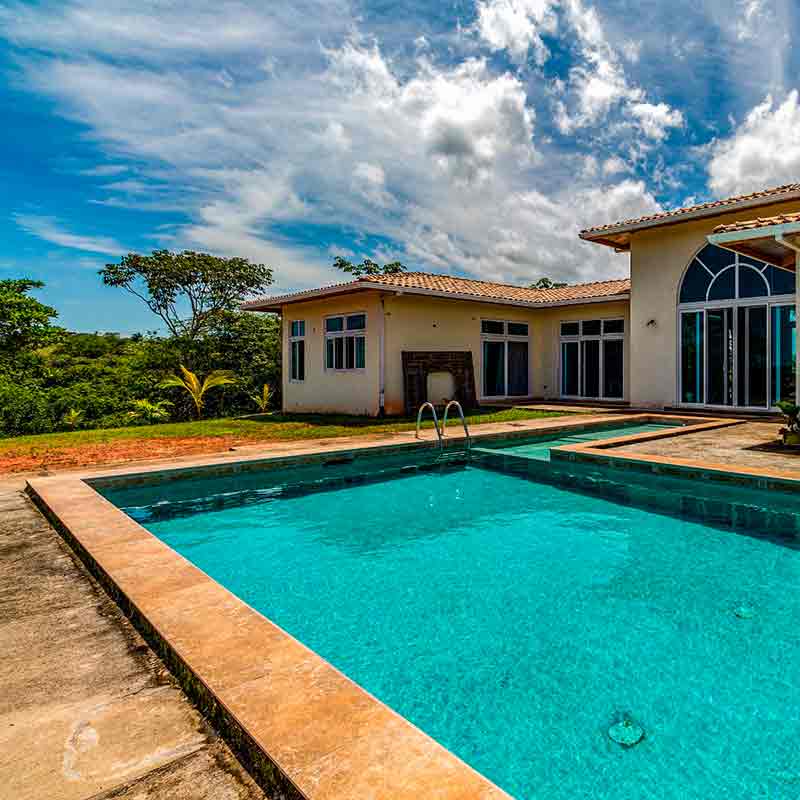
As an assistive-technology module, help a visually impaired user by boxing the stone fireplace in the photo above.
[401,351,477,416]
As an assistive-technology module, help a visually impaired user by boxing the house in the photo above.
[244,183,800,416]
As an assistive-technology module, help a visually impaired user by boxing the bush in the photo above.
[0,381,55,436]
[0,311,282,436]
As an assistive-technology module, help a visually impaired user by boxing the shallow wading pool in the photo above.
[100,439,800,800]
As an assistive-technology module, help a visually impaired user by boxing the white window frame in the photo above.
[558,317,625,401]
[479,318,530,400]
[324,312,367,373]
[676,248,796,410]
[289,320,305,383]
[676,296,795,410]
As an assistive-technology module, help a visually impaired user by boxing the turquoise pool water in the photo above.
[105,454,800,799]
[474,421,681,461]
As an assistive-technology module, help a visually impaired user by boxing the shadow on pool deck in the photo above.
[0,478,269,800]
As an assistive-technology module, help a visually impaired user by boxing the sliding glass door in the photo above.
[481,320,529,398]
[772,305,797,406]
[680,303,795,408]
[559,319,625,400]
[737,305,767,408]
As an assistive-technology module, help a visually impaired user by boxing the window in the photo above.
[678,243,796,408]
[289,320,305,382]
[603,319,625,335]
[581,319,601,336]
[679,243,795,304]
[559,317,625,399]
[325,313,366,371]
[480,319,529,397]
[560,322,580,336]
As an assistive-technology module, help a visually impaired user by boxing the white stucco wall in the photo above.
[279,292,383,416]
[278,290,631,416]
[628,198,800,408]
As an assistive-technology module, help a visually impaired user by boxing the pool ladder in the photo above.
[415,401,471,464]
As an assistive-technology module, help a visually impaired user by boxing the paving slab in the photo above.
[0,485,267,800]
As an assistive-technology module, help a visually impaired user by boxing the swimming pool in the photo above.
[103,447,800,799]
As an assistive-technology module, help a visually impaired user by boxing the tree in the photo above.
[0,279,61,359]
[333,256,406,278]
[101,250,273,341]
[529,277,568,289]
[160,365,236,418]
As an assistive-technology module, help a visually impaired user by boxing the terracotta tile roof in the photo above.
[713,211,800,235]
[580,183,800,239]
[243,271,630,310]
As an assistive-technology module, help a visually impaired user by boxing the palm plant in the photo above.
[160,365,235,419]
[126,398,173,425]
[249,383,272,413]
[61,408,83,430]
[777,400,800,446]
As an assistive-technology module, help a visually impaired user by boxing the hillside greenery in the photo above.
[0,263,281,436]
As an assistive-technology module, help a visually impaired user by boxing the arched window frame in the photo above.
[676,243,797,409]
[678,244,794,307]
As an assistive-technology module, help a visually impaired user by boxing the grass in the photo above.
[0,406,568,455]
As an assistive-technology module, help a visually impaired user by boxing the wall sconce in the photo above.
[646,319,657,328]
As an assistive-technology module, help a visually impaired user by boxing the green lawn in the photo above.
[0,406,569,454]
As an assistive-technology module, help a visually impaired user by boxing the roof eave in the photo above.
[707,220,800,270]
[581,188,800,246]
[241,280,377,312]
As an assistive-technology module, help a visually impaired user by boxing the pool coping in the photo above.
[25,411,793,800]
[548,419,800,492]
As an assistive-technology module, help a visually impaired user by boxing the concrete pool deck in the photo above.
[13,411,799,799]
[0,478,267,800]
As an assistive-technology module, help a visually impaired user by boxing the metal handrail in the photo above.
[441,400,471,452]
[415,402,443,449]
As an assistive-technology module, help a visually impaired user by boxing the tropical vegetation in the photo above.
[0,252,279,436]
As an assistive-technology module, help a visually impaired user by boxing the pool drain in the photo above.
[734,605,756,619]
[608,717,645,748]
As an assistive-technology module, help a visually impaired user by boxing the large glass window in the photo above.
[680,311,704,404]
[680,244,795,303]
[771,305,797,406]
[480,320,529,397]
[678,243,795,407]
[559,318,624,399]
[561,341,579,396]
[289,320,305,382]
[603,339,624,399]
[325,313,366,371]
[737,306,768,408]
[482,340,506,397]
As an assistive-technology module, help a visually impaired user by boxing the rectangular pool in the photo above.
[101,447,800,799]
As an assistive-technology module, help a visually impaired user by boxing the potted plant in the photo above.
[777,400,800,446]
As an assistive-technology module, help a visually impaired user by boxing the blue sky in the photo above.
[1,0,799,332]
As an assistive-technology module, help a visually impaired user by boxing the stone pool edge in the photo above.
[551,420,800,492]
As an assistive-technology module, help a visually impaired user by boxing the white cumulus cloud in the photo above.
[2,0,670,291]
[474,0,558,65]
[708,91,800,197]
[629,102,684,141]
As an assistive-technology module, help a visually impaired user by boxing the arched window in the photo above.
[679,244,794,303]
[677,244,796,408]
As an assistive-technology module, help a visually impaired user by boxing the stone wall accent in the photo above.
[401,351,477,415]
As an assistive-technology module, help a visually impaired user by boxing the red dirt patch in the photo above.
[0,435,257,475]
